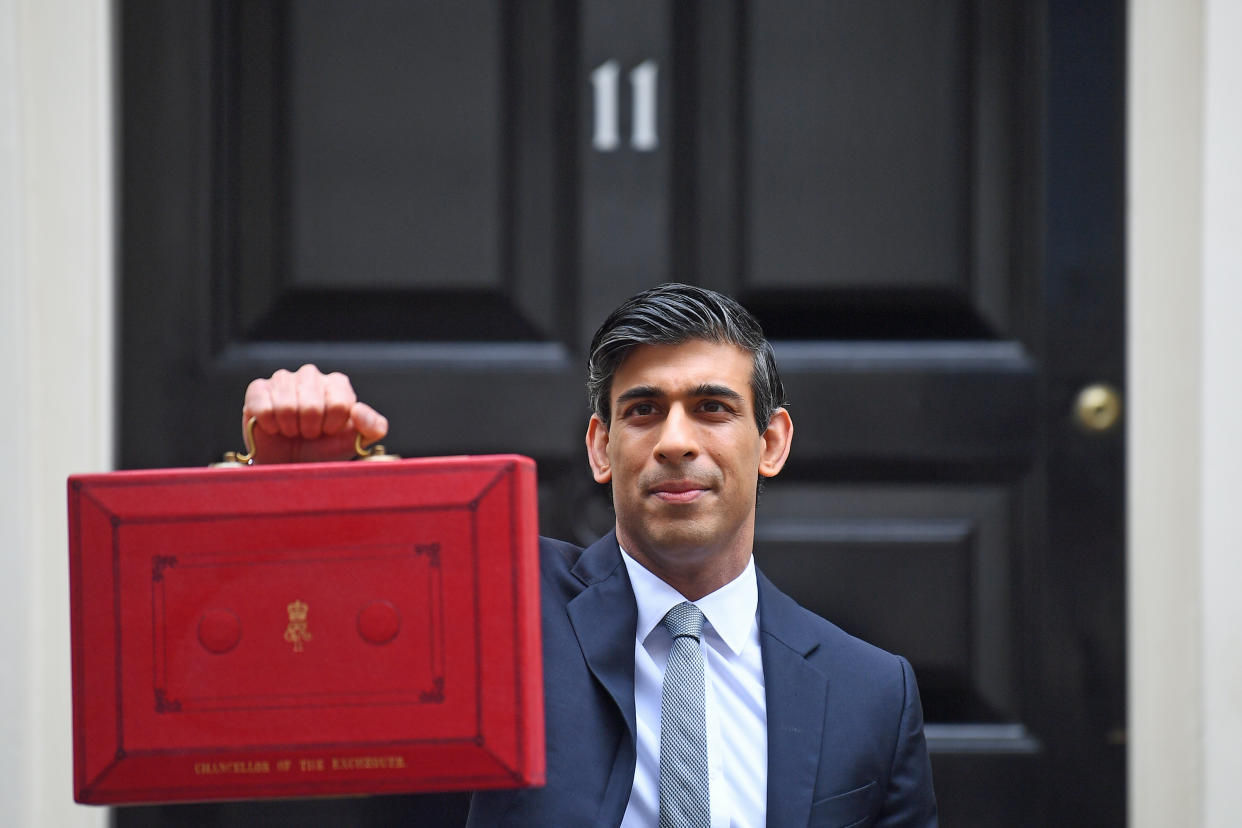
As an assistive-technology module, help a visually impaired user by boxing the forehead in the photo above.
[611,340,754,402]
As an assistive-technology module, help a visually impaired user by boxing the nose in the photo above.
[653,404,698,462]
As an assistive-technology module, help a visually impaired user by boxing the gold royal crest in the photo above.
[284,599,312,652]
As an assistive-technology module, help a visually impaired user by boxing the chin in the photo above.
[637,524,718,557]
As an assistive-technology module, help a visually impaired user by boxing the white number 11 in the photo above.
[590,59,659,153]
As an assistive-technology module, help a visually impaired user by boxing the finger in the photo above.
[294,364,325,440]
[242,378,279,438]
[268,368,300,438]
[350,402,389,443]
[321,372,357,435]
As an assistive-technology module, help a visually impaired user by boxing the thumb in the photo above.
[350,402,389,445]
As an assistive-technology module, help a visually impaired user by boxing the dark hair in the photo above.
[586,283,788,433]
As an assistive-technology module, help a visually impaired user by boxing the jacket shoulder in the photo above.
[537,535,587,596]
[538,534,586,569]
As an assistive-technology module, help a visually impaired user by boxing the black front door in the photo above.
[118,2,1125,825]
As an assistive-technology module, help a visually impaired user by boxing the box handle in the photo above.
[211,418,398,467]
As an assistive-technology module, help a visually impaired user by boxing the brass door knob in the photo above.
[1074,383,1123,433]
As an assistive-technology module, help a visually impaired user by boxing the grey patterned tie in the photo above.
[659,601,710,828]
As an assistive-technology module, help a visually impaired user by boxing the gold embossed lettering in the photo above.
[330,755,407,771]
[193,760,271,775]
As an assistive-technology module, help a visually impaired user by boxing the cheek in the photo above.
[715,438,764,476]
[603,446,632,481]
[609,434,647,469]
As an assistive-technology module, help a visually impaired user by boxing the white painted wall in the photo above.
[1130,0,1242,825]
[0,1,113,826]
[1197,1,1242,823]
[1128,0,1204,823]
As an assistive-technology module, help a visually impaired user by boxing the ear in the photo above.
[758,407,793,478]
[585,413,612,483]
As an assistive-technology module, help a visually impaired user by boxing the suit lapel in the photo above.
[561,544,829,824]
[565,531,639,821]
[758,569,828,827]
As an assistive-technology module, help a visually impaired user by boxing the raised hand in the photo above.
[241,364,388,464]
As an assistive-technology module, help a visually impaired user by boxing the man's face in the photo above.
[585,340,792,590]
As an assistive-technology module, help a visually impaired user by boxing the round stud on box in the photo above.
[197,608,242,654]
[357,600,401,645]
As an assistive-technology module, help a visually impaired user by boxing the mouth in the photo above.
[647,480,710,504]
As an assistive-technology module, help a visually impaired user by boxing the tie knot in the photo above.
[661,601,705,641]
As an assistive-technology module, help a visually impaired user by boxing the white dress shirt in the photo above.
[619,550,767,828]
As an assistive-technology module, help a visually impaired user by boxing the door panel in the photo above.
[749,0,972,292]
[288,4,502,292]
[757,484,1019,725]
[118,1,1124,825]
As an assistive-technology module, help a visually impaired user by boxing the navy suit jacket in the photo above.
[467,532,938,827]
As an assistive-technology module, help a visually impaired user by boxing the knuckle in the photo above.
[327,372,355,393]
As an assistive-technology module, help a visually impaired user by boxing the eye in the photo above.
[624,402,658,418]
[698,400,734,416]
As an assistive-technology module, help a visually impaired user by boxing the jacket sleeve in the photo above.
[875,655,938,827]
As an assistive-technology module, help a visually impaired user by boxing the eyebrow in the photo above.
[615,383,745,405]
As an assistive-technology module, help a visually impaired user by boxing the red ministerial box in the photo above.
[67,455,543,805]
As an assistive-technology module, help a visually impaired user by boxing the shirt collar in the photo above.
[620,546,758,658]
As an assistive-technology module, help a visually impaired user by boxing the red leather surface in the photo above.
[68,455,543,804]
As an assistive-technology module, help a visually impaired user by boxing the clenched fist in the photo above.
[241,364,388,463]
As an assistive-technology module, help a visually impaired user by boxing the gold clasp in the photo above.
[209,417,258,467]
[355,432,398,461]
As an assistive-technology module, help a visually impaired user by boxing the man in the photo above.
[243,284,937,826]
